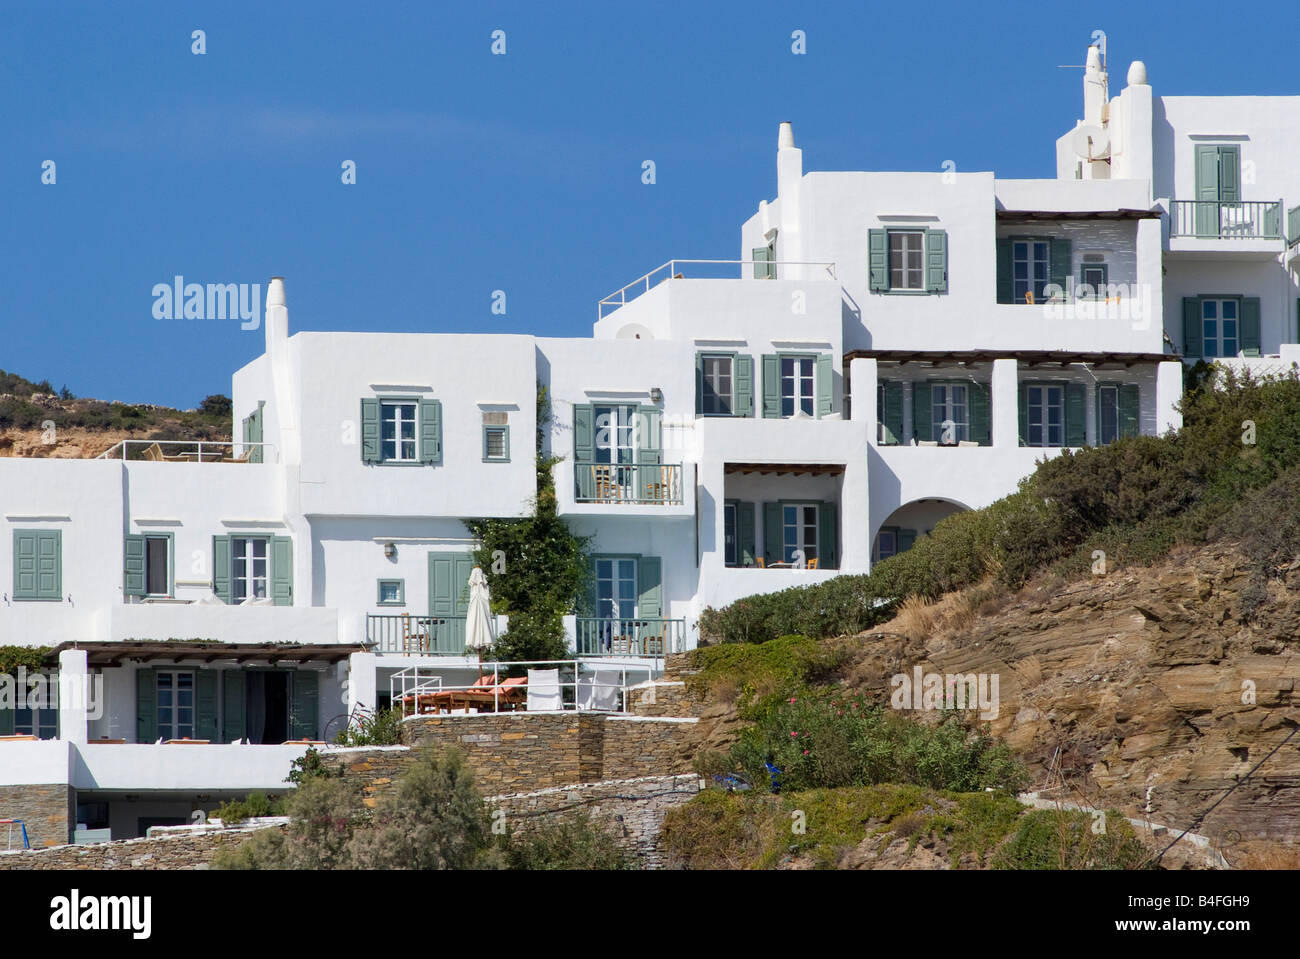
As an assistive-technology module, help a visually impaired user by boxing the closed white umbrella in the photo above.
[465,566,495,676]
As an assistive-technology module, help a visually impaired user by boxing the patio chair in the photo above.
[142,443,165,462]
[525,668,562,711]
[402,614,429,654]
[578,668,623,711]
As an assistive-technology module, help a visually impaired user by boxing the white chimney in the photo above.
[1083,43,1108,125]
[776,122,803,273]
[265,276,288,354]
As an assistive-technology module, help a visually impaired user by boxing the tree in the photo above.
[199,394,232,419]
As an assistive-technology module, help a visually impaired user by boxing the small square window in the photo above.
[483,426,509,462]
[377,579,404,606]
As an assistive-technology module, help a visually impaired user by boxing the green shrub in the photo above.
[333,707,404,747]
[686,634,846,714]
[993,809,1149,870]
[212,791,285,824]
[500,813,634,870]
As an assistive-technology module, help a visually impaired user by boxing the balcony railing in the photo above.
[1288,205,1300,247]
[575,617,686,657]
[367,614,466,655]
[1170,200,1283,240]
[597,259,838,320]
[96,439,276,463]
[574,462,683,505]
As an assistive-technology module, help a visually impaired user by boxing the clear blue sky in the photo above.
[2,0,1292,408]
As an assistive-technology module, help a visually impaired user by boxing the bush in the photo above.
[500,813,634,870]
[728,687,1029,795]
[215,773,361,870]
[212,791,285,824]
[333,707,404,747]
[686,635,847,716]
[993,809,1149,870]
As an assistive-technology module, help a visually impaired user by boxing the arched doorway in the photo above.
[872,498,968,562]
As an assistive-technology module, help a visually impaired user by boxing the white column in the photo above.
[991,358,1019,448]
[850,357,879,441]
[1156,361,1184,435]
[347,652,377,716]
[57,648,89,745]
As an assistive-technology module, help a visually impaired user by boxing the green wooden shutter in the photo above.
[898,529,917,553]
[573,404,595,499]
[925,229,948,293]
[136,668,157,743]
[735,354,754,416]
[38,532,60,600]
[882,381,904,444]
[1049,237,1072,300]
[419,399,442,464]
[1241,297,1261,356]
[195,669,219,741]
[124,534,146,597]
[694,353,704,415]
[761,355,781,418]
[868,229,888,291]
[429,554,455,618]
[243,403,263,464]
[763,502,782,564]
[815,353,832,418]
[969,381,991,446]
[1183,298,1202,358]
[637,405,662,501]
[1195,146,1220,236]
[271,536,293,607]
[212,535,231,604]
[223,671,245,742]
[1018,385,1029,446]
[913,382,932,443]
[360,398,381,463]
[0,694,12,735]
[637,556,662,619]
[1118,384,1140,440]
[289,671,319,741]
[1217,145,1240,203]
[738,502,756,567]
[996,238,1013,304]
[1065,383,1086,447]
[818,503,838,570]
[14,531,37,600]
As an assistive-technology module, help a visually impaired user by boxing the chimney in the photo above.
[777,121,801,197]
[265,276,288,355]
[1083,44,1108,125]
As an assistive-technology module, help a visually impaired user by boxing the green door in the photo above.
[428,552,475,654]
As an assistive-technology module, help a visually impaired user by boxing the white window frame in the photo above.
[231,536,269,603]
[701,354,734,416]
[1202,298,1240,358]
[156,669,196,741]
[144,534,170,597]
[779,355,815,418]
[875,528,898,562]
[781,503,819,565]
[594,557,637,622]
[1026,384,1064,448]
[380,400,418,462]
[1013,239,1050,303]
[888,230,925,291]
[931,382,969,445]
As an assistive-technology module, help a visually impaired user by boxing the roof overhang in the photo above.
[843,349,1177,368]
[724,463,845,476]
[45,640,369,668]
[995,208,1162,222]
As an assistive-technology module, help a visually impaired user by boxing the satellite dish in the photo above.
[1072,124,1111,161]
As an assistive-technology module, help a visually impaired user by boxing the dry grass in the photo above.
[1232,842,1300,869]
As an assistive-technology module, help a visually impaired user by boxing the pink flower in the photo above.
[837,710,843,716]
[790,731,798,738]
[789,697,797,704]
[802,750,809,755]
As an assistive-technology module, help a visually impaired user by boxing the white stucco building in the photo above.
[1,42,1297,842]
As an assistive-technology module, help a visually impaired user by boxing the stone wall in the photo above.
[0,821,287,870]
[487,774,704,869]
[0,784,74,849]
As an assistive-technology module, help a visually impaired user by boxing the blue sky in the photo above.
[2,0,1292,408]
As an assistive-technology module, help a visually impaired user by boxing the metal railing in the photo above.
[597,259,838,319]
[389,658,658,715]
[96,439,277,463]
[1288,205,1300,247]
[575,617,686,657]
[367,614,467,655]
[574,462,683,505]
[1170,199,1283,239]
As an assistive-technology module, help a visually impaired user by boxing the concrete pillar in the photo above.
[1156,361,1184,435]
[57,649,89,746]
[850,357,879,441]
[347,652,377,717]
[991,359,1020,448]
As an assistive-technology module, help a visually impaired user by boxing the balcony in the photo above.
[1170,200,1283,240]
[96,439,277,463]
[366,613,466,655]
[596,259,837,321]
[574,617,686,657]
[574,462,683,505]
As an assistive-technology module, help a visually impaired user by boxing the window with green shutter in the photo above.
[212,534,292,606]
[242,401,264,464]
[877,381,904,445]
[1097,384,1140,445]
[762,353,830,419]
[1023,382,1084,448]
[873,228,949,294]
[361,397,442,465]
[1004,236,1070,304]
[13,529,61,602]
[1185,295,1260,358]
[1193,145,1241,237]
[695,353,755,417]
[724,500,758,567]
[124,533,172,598]
[753,243,776,280]
[289,671,319,741]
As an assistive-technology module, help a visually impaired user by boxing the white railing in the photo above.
[96,439,277,463]
[390,659,657,715]
[597,259,838,319]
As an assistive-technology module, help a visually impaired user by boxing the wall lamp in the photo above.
[649,387,663,404]
[384,542,397,560]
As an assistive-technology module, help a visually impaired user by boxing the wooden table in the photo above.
[165,739,211,745]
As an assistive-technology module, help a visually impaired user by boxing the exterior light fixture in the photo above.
[384,542,396,560]
[649,387,663,404]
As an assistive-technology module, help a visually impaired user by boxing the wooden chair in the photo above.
[143,443,165,462]
[756,557,766,568]
[401,614,429,654]
[807,557,819,569]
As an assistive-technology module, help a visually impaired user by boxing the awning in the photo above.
[843,349,1176,367]
[724,463,845,476]
[44,640,369,668]
[994,208,1162,221]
